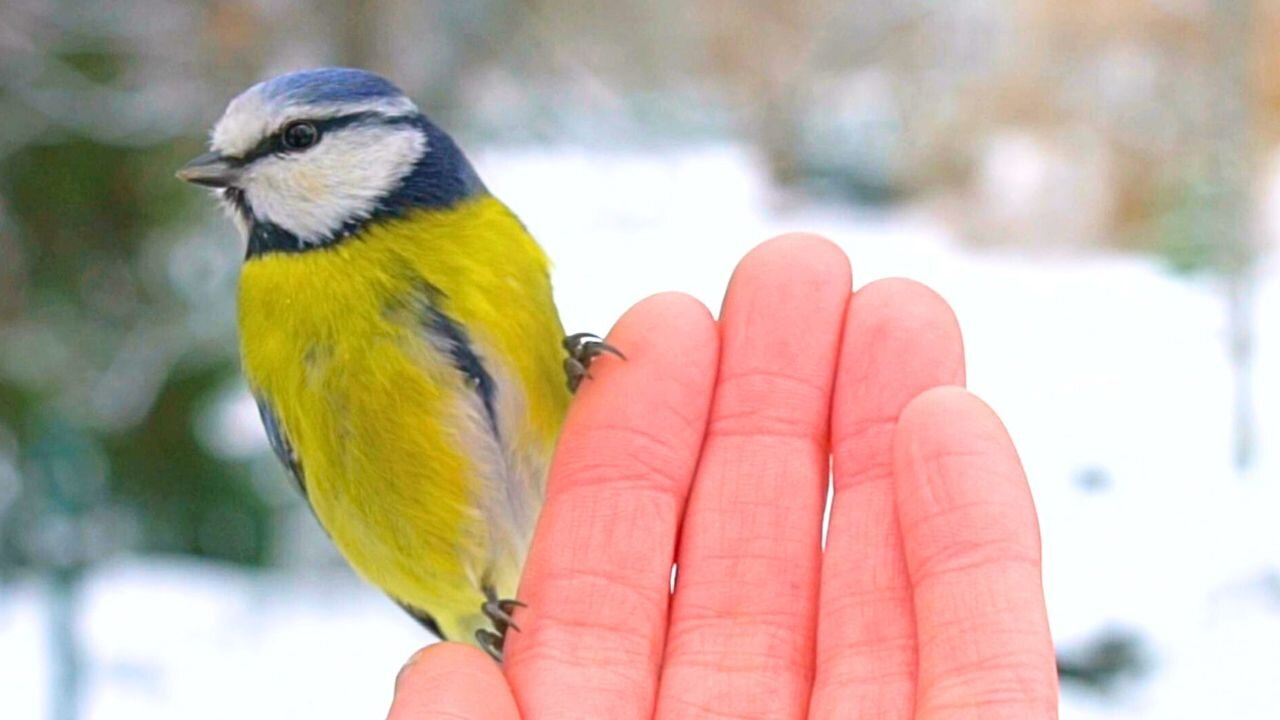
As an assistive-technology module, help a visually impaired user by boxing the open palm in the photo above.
[389,236,1058,719]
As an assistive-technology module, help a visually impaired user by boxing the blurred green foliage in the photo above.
[1156,176,1221,275]
[0,59,278,570]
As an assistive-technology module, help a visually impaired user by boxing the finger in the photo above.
[657,235,851,720]
[387,643,519,720]
[895,388,1058,719]
[809,279,964,719]
[505,292,719,719]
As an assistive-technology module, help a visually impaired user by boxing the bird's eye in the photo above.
[281,121,319,151]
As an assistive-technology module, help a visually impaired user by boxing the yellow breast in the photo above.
[237,196,570,639]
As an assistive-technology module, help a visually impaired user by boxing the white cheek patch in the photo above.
[241,125,426,243]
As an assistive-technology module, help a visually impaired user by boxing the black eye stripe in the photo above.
[236,112,417,165]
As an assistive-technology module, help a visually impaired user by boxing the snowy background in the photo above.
[4,1,1280,717]
[3,146,1278,718]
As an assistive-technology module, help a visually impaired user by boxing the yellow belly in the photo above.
[236,197,570,640]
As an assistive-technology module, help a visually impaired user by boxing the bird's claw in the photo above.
[482,597,526,635]
[475,628,505,663]
[477,588,525,663]
[563,332,626,393]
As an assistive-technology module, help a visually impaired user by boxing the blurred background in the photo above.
[1,0,1278,717]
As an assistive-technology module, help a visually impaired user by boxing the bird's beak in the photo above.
[176,152,241,188]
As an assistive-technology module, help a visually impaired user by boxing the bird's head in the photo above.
[178,68,484,256]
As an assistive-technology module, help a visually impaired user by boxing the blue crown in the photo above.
[256,68,406,108]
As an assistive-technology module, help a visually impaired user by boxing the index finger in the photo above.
[504,292,719,719]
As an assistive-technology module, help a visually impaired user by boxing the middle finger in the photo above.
[656,235,851,719]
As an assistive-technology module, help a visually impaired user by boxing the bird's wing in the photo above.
[254,394,307,497]
[416,291,500,437]
[395,598,447,640]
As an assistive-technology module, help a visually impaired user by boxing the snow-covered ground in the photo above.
[3,145,1277,718]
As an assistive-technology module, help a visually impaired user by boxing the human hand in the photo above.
[389,235,1058,719]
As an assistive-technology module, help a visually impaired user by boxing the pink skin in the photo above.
[388,236,1058,720]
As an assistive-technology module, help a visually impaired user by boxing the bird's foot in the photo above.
[483,596,525,636]
[476,588,526,663]
[563,332,626,393]
[475,628,506,663]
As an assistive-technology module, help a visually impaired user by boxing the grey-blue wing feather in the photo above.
[414,281,500,438]
[254,395,306,497]
[395,599,447,640]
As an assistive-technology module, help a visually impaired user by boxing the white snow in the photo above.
[2,144,1276,718]
[2,561,425,719]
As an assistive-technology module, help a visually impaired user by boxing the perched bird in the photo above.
[177,68,616,658]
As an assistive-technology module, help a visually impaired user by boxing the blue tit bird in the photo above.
[177,68,617,658]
